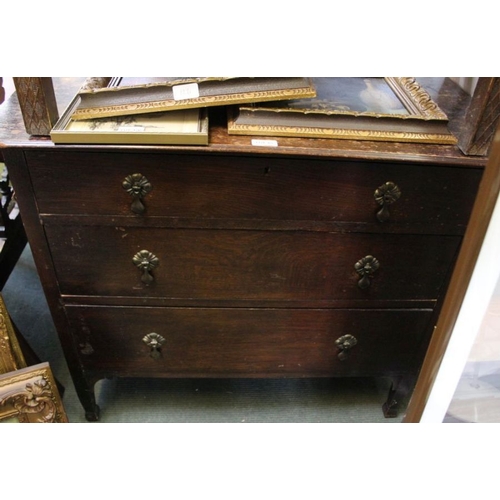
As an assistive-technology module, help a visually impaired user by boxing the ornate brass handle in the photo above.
[335,334,358,361]
[374,182,401,222]
[133,250,159,284]
[142,332,166,359]
[123,173,152,215]
[355,255,380,289]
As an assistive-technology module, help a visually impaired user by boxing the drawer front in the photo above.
[66,306,433,377]
[28,150,481,227]
[47,225,460,301]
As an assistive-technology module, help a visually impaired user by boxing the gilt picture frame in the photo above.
[228,77,457,145]
[70,77,317,120]
[51,96,210,146]
[0,362,68,423]
[0,294,26,374]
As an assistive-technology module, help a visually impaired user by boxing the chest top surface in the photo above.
[0,77,488,169]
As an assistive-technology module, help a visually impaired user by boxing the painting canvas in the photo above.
[286,77,411,115]
[51,96,210,145]
[228,77,457,145]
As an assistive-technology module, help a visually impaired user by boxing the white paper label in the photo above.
[251,139,278,147]
[173,83,200,101]
[117,126,145,132]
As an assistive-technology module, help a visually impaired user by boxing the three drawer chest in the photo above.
[0,78,487,421]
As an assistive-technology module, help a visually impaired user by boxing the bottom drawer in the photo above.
[66,306,433,378]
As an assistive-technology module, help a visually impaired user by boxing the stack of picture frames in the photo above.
[0,294,68,423]
[228,77,500,152]
[12,77,500,156]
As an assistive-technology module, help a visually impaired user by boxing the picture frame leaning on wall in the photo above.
[0,362,68,423]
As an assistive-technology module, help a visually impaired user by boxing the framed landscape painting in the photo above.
[229,77,457,145]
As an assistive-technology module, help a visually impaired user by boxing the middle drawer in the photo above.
[46,225,460,302]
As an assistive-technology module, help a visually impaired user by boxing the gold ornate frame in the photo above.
[0,362,68,423]
[228,77,457,145]
[51,103,210,146]
[71,77,317,120]
[381,77,448,120]
[0,294,26,374]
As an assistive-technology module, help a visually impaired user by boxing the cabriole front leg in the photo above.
[382,375,414,418]
[72,374,101,422]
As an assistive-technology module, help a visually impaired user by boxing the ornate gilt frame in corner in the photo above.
[0,294,27,374]
[0,362,68,423]
[228,77,457,145]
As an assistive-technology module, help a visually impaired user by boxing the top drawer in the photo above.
[26,150,481,228]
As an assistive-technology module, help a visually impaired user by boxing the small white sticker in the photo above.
[251,139,278,147]
[173,83,200,101]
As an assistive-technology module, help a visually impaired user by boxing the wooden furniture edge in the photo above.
[403,122,500,422]
[458,77,500,156]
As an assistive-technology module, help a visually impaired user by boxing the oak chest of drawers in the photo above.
[0,81,487,421]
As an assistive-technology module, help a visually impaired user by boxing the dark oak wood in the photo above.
[45,225,461,303]
[27,150,481,230]
[0,78,490,421]
[404,122,500,422]
[458,78,500,156]
[65,305,434,378]
[1,148,97,417]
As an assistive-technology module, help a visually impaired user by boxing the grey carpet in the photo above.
[2,245,403,423]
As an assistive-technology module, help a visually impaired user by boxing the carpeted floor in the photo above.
[2,245,404,423]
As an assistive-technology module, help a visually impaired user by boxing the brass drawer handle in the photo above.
[133,250,159,284]
[355,255,380,289]
[335,334,357,361]
[374,181,401,222]
[142,332,166,359]
[123,173,152,215]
